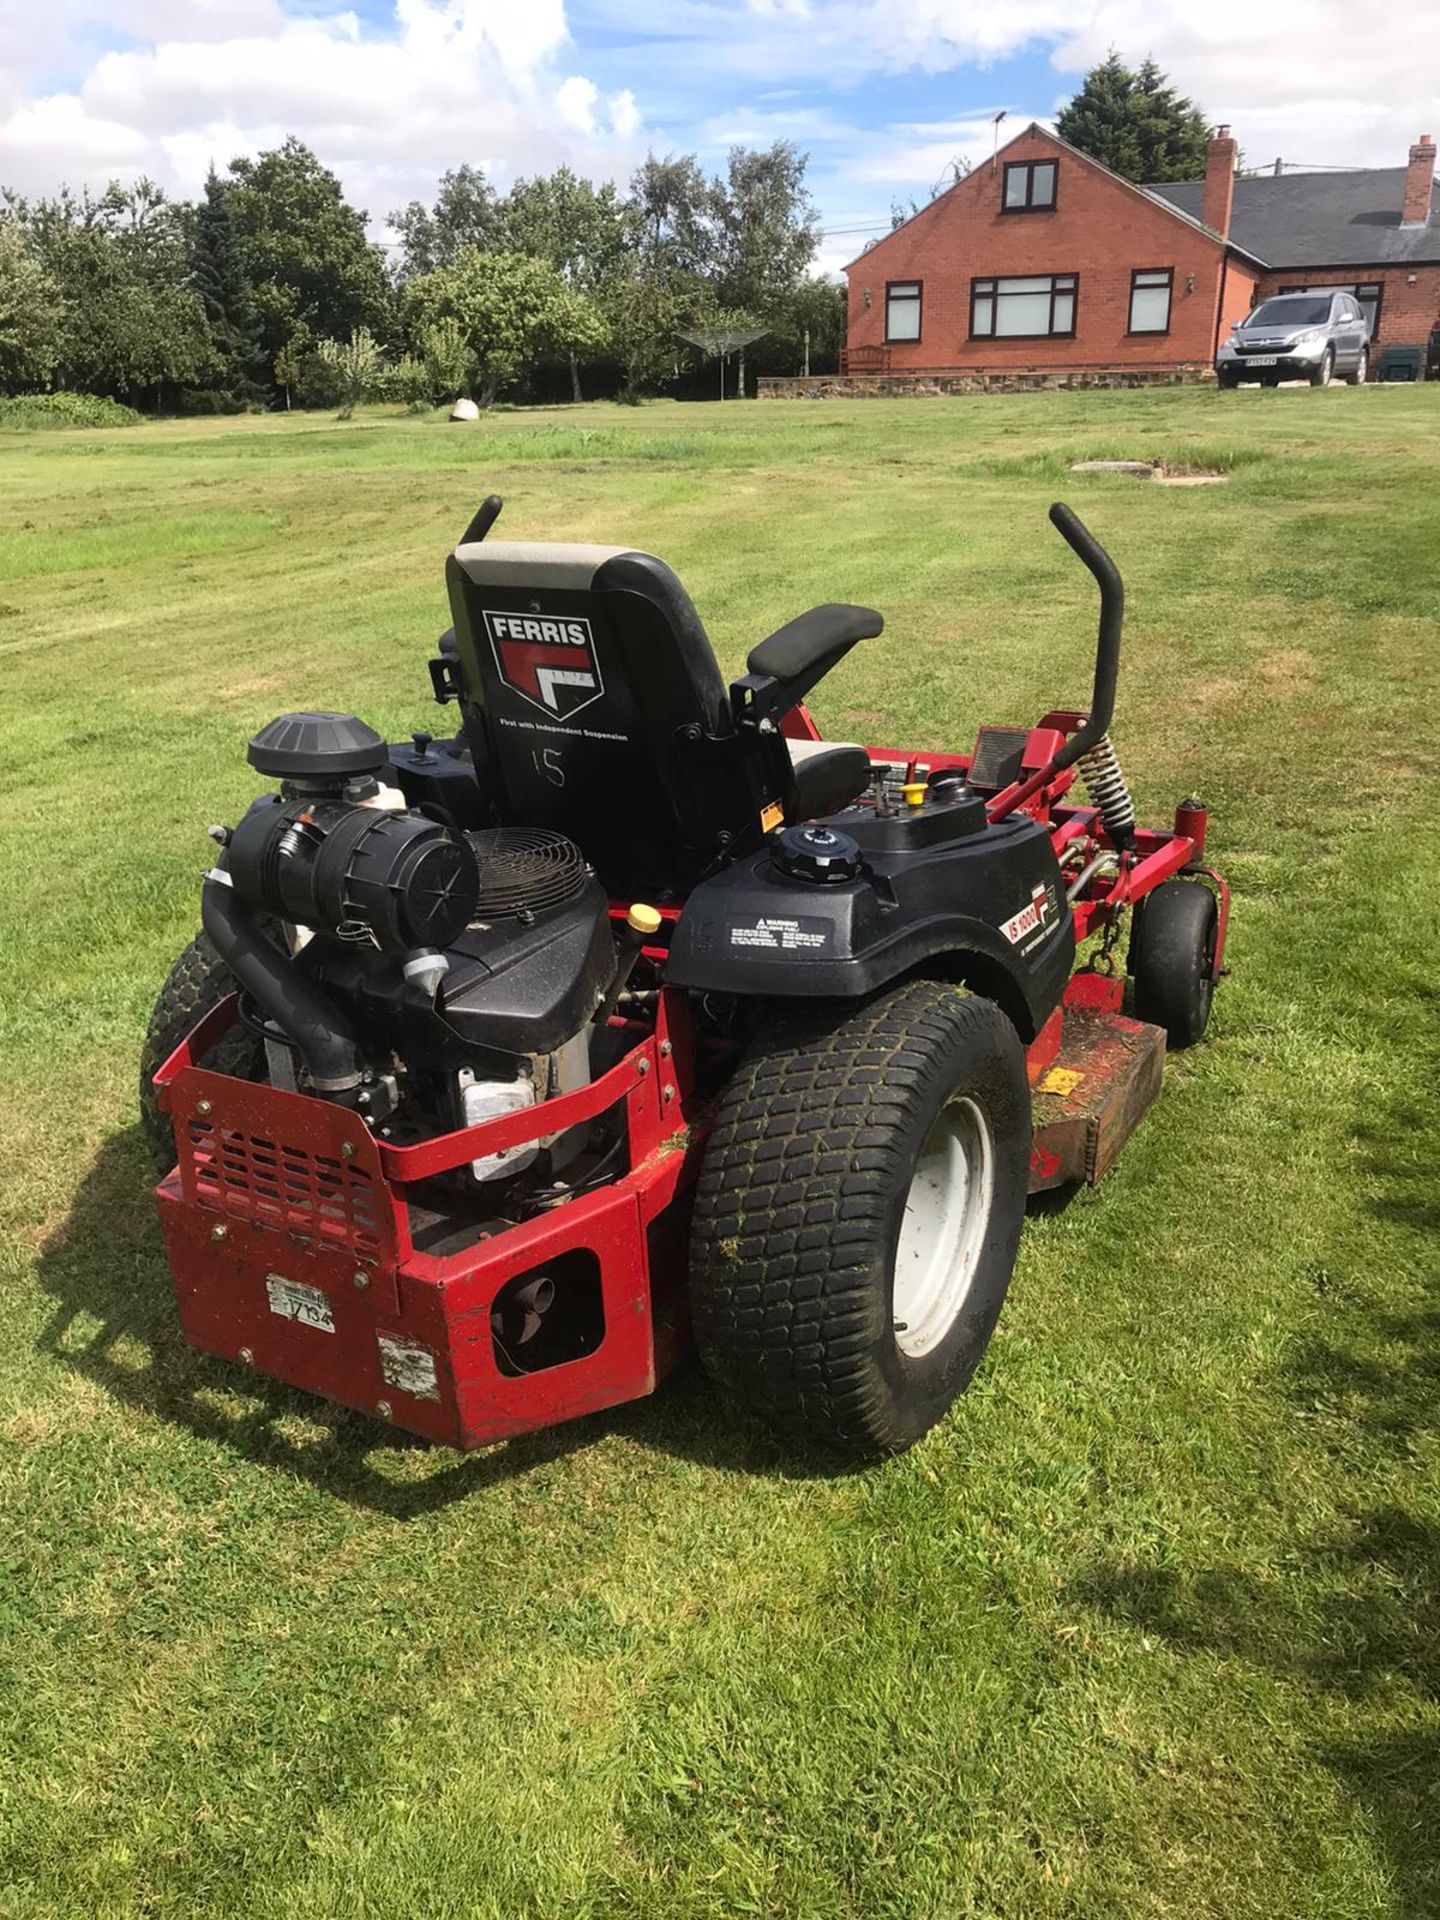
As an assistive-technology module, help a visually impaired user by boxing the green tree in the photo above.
[402,249,604,406]
[0,221,63,391]
[6,181,209,405]
[498,168,636,398]
[314,327,384,418]
[767,277,846,376]
[1131,59,1212,183]
[226,139,388,379]
[629,154,722,287]
[273,322,309,412]
[1056,53,1210,184]
[419,317,474,402]
[190,167,264,404]
[390,165,500,280]
[715,142,819,312]
[607,273,687,402]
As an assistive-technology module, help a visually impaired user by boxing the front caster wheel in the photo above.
[1130,879,1219,1048]
[688,980,1032,1457]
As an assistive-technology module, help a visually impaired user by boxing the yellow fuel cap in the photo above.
[900,782,928,809]
[627,903,663,936]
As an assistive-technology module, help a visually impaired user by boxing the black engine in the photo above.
[202,711,616,1185]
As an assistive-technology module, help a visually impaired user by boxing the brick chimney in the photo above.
[1402,133,1437,227]
[1203,125,1238,238]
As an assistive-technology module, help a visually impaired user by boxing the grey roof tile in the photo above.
[1146,168,1440,268]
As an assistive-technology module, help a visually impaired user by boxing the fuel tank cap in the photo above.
[771,823,863,885]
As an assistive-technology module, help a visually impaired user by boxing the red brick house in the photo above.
[838,123,1440,384]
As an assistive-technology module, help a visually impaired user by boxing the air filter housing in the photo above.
[248,711,388,785]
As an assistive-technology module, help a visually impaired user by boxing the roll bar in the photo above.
[988,502,1124,820]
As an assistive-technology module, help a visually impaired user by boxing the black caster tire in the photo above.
[688,980,1032,1458]
[1130,879,1218,1049]
[139,932,266,1174]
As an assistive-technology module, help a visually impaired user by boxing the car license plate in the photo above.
[1247,356,1278,367]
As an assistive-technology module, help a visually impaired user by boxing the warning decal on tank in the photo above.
[484,609,604,722]
[377,1333,441,1401]
[728,915,831,953]
[1001,881,1060,952]
[265,1273,335,1333]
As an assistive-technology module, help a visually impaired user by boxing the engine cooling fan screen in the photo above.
[465,828,591,918]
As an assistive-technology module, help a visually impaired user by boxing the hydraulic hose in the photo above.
[201,868,364,1095]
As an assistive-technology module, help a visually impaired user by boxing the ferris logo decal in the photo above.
[483,609,604,721]
[1001,881,1058,948]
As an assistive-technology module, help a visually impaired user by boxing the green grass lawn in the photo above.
[2,388,1438,1918]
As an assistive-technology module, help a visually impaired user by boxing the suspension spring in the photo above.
[1077,734,1136,847]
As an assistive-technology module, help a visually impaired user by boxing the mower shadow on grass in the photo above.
[1062,1085,1440,1920]
[32,1125,852,1516]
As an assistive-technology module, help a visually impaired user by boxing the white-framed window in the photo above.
[1129,268,1173,335]
[971,273,1078,339]
[1002,161,1058,212]
[885,281,922,342]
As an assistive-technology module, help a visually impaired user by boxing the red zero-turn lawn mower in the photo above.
[141,498,1229,1457]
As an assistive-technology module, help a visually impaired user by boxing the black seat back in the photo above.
[445,541,792,897]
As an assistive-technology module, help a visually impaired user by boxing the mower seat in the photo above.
[788,738,872,819]
[444,540,875,895]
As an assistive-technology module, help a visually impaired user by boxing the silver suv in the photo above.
[1216,290,1370,388]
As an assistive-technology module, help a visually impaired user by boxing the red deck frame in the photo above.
[155,708,1224,1448]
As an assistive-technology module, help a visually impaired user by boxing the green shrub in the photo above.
[0,392,143,431]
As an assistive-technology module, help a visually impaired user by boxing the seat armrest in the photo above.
[747,604,883,694]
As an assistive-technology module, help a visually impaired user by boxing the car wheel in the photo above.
[1261,372,1280,388]
[1310,348,1335,388]
[688,980,1032,1456]
[1217,369,1240,390]
[1345,348,1368,387]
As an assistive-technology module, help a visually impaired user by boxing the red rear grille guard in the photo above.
[154,978,693,1266]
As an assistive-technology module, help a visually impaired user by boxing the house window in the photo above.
[1003,160,1058,212]
[885,280,922,342]
[971,274,1078,339]
[1129,269,1174,335]
[1353,283,1383,337]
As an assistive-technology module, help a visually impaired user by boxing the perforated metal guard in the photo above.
[466,827,590,918]
[184,1113,386,1259]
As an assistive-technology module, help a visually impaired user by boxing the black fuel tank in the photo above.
[667,801,1074,1038]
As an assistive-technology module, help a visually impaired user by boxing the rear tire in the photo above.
[139,933,265,1173]
[688,980,1032,1456]
[1130,880,1218,1049]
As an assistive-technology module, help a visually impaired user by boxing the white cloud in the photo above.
[1051,6,1440,170]
[0,0,647,229]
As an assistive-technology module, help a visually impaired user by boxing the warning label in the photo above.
[729,916,831,953]
[377,1333,441,1401]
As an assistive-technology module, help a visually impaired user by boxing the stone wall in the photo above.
[758,366,1215,399]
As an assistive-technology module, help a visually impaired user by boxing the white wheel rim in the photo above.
[1320,355,1333,385]
[893,1097,996,1359]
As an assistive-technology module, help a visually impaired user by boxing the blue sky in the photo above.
[1,1,1432,275]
